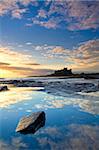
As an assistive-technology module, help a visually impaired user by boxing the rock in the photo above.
[16,111,45,134]
[45,81,99,96]
[0,79,44,87]
[13,80,43,87]
[0,86,8,91]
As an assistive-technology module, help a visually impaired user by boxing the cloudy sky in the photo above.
[0,0,99,78]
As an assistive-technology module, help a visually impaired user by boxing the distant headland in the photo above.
[27,67,99,79]
[48,67,72,76]
[45,67,99,79]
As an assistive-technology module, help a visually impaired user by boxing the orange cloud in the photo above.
[47,39,99,72]
[0,46,52,78]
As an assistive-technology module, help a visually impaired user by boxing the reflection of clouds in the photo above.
[0,87,36,108]
[26,109,32,112]
[11,137,27,149]
[1,125,99,150]
[39,127,60,137]
[37,125,99,150]
[0,137,28,150]
[0,85,99,115]
[35,93,99,115]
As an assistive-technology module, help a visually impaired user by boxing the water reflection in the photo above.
[0,85,99,150]
[0,137,28,150]
[36,124,99,150]
[0,86,99,115]
[0,124,99,150]
[0,87,43,108]
[35,93,99,115]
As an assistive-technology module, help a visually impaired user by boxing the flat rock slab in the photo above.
[16,111,45,134]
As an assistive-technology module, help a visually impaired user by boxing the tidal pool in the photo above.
[0,85,99,150]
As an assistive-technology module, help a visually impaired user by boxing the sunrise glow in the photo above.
[0,0,99,78]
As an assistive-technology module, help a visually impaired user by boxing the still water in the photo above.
[0,86,99,150]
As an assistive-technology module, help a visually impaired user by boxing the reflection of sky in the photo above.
[36,124,99,150]
[0,137,28,150]
[0,124,99,150]
[0,87,43,108]
[0,87,99,150]
[35,92,99,115]
[0,86,99,115]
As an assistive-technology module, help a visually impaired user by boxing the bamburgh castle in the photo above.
[51,67,72,76]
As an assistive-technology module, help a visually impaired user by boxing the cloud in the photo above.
[30,1,99,30]
[0,1,99,30]
[37,9,47,18]
[32,45,55,51]
[32,17,58,29]
[0,65,34,72]
[25,39,99,72]
[43,39,99,72]
[19,0,38,6]
[0,46,34,66]
[26,63,40,66]
[0,46,52,77]
[0,62,10,66]
[11,8,27,19]
[0,0,38,18]
[26,42,32,45]
[67,1,99,31]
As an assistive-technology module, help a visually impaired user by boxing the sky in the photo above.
[0,0,99,78]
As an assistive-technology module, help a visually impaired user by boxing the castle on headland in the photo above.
[50,67,73,76]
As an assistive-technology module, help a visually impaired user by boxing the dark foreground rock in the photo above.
[0,86,8,92]
[16,111,45,134]
[0,79,44,87]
